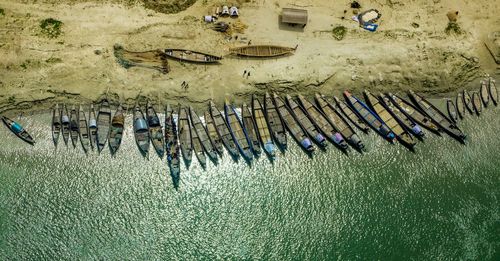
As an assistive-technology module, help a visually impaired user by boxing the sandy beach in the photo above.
[0,0,499,114]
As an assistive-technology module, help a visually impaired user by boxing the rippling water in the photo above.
[0,106,499,259]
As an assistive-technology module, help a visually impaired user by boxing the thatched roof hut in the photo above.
[281,8,308,26]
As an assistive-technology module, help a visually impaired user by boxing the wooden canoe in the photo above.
[251,95,276,157]
[225,100,253,160]
[387,93,440,135]
[96,99,111,153]
[146,101,165,158]
[178,106,193,163]
[133,104,150,157]
[164,49,222,63]
[472,91,482,116]
[190,107,218,161]
[229,45,297,58]
[190,116,207,168]
[109,104,124,156]
[69,105,79,148]
[241,103,261,155]
[455,93,466,119]
[462,90,473,114]
[333,96,370,133]
[2,116,35,145]
[264,92,287,148]
[61,104,70,145]
[88,104,98,151]
[165,104,180,186]
[204,111,224,155]
[480,80,490,107]
[52,104,61,147]
[209,101,239,158]
[379,94,425,139]
[78,105,91,153]
[446,99,458,123]
[489,78,498,106]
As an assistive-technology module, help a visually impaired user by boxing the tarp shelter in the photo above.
[281,8,308,27]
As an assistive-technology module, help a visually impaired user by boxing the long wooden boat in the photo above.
[286,95,327,147]
[446,99,458,123]
[315,94,365,151]
[480,80,490,107]
[364,91,415,149]
[1,116,35,145]
[379,95,425,139]
[190,107,218,161]
[88,104,97,150]
[333,96,370,133]
[133,104,150,156]
[264,93,287,148]
[204,111,224,155]
[52,104,61,146]
[489,78,498,106]
[164,48,222,63]
[209,101,239,158]
[297,95,346,149]
[165,104,180,186]
[146,101,165,158]
[472,91,482,116]
[178,106,193,163]
[61,104,70,145]
[190,117,207,168]
[251,95,276,157]
[96,99,111,153]
[69,105,79,148]
[462,90,473,114]
[78,105,90,153]
[386,93,441,135]
[229,45,297,58]
[225,100,253,160]
[274,94,314,152]
[344,91,395,143]
[409,90,466,143]
[241,103,262,155]
[455,93,466,119]
[108,104,124,155]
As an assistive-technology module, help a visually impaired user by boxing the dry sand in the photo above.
[0,0,499,114]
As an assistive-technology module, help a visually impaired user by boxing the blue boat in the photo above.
[344,91,395,143]
[2,116,35,145]
[224,100,253,160]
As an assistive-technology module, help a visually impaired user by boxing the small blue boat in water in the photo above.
[224,100,253,160]
[344,91,396,143]
[2,116,35,145]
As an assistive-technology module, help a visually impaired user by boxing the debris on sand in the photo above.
[445,22,463,35]
[40,18,63,38]
[332,26,347,41]
[113,44,170,74]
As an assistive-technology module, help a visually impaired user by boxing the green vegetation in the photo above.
[0,8,5,16]
[445,22,463,35]
[332,26,347,41]
[8,96,15,103]
[40,18,63,38]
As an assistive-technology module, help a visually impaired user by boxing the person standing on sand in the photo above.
[243,70,247,77]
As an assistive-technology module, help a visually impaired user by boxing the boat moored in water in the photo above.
[344,91,395,143]
[146,101,165,158]
[252,95,276,157]
[52,104,61,146]
[387,93,440,135]
[204,111,224,156]
[88,104,97,150]
[455,93,466,119]
[480,80,490,107]
[190,107,218,161]
[1,116,35,145]
[488,78,498,106]
[224,100,253,160]
[109,104,125,156]
[178,106,193,163]
[61,104,70,145]
[274,94,314,152]
[209,101,239,158]
[446,99,458,123]
[165,104,180,186]
[133,104,150,157]
[241,103,262,155]
[472,91,482,116]
[462,90,473,114]
[286,95,327,148]
[96,99,111,153]
[333,96,370,133]
[379,94,425,139]
[69,105,79,148]
[190,117,207,168]
[409,90,466,143]
[264,93,287,148]
[78,105,90,153]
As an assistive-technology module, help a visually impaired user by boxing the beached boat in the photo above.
[78,105,90,153]
[108,104,124,155]
[225,100,253,160]
[379,95,425,139]
[2,116,35,145]
[315,94,365,151]
[462,90,473,114]
[333,96,370,133]
[386,93,441,135]
[273,94,314,152]
[164,48,222,63]
[190,107,218,161]
[446,99,458,123]
[88,104,97,150]
[190,118,207,168]
[264,93,287,148]
[344,91,395,143]
[96,99,111,153]
[364,91,415,149]
[286,95,327,147]
[480,80,490,107]
[209,101,239,158]
[61,104,70,145]
[52,104,61,146]
[133,104,150,156]
[204,111,224,155]
[489,78,498,106]
[472,91,482,116]
[241,103,262,155]
[297,95,347,149]
[165,104,180,184]
[409,91,466,143]
[178,106,193,163]
[251,95,276,157]
[69,105,79,148]
[455,93,466,119]
[229,45,297,58]
[146,101,165,158]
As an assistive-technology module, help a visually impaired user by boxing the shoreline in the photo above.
[1,0,499,115]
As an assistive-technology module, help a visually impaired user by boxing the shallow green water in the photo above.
[0,106,499,260]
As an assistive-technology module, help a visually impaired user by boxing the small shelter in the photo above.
[281,8,308,27]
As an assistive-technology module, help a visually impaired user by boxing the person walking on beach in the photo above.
[243,70,247,77]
